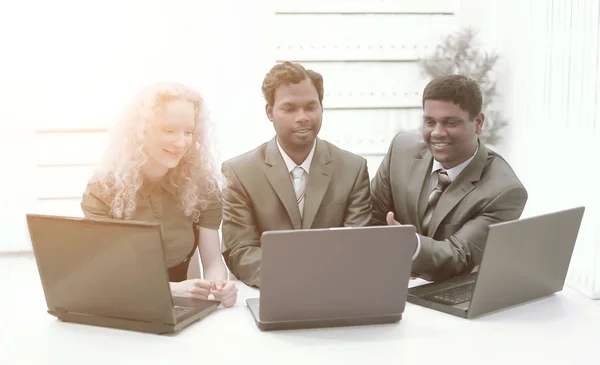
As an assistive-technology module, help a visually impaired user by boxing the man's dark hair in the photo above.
[422,75,482,118]
[261,61,324,106]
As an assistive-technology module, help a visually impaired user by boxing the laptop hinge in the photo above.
[54,308,166,331]
[53,307,67,319]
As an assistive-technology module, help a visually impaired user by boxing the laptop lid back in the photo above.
[26,214,176,325]
[468,206,585,317]
[259,225,417,322]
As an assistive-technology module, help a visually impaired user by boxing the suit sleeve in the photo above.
[370,135,397,226]
[221,162,262,287]
[342,158,372,226]
[412,184,528,282]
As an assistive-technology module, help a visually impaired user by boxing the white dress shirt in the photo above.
[276,139,317,174]
[429,145,479,192]
[276,138,317,216]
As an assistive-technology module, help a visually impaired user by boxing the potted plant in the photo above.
[418,27,507,146]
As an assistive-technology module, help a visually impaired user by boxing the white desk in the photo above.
[1,256,599,365]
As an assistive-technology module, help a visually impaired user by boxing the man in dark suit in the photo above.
[222,62,372,287]
[371,75,528,282]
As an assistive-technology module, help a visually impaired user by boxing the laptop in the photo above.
[26,214,220,334]
[247,225,418,331]
[407,206,585,318]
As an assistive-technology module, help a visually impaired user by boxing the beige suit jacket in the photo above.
[222,137,372,287]
[371,132,528,282]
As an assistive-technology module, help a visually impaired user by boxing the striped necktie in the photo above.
[291,166,307,218]
[422,170,452,233]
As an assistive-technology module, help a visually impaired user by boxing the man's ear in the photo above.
[474,112,485,134]
[265,104,273,122]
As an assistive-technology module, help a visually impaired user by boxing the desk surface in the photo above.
[1,257,599,365]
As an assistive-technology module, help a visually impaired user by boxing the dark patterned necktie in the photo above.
[422,170,452,233]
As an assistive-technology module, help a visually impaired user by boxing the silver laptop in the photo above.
[407,206,585,318]
[247,225,418,331]
[26,214,220,334]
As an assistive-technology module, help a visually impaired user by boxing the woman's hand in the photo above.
[169,279,213,300]
[169,279,238,308]
[210,281,238,308]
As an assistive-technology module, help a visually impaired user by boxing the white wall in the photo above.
[459,0,600,298]
[1,0,460,251]
[3,0,598,299]
[0,0,276,251]
[272,0,460,177]
[1,1,38,252]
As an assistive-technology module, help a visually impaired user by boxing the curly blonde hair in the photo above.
[91,82,222,222]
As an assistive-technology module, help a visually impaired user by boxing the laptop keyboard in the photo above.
[423,283,475,305]
[174,305,195,318]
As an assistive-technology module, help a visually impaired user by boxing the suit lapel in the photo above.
[427,143,489,236]
[407,148,433,233]
[263,138,302,229]
[302,139,333,229]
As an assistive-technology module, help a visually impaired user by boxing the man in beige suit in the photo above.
[371,75,527,282]
[222,62,372,287]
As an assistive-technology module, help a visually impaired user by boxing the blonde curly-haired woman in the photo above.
[81,82,237,307]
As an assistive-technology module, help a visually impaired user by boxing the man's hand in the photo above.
[386,211,403,226]
[387,211,419,275]
[211,281,238,308]
[169,279,213,300]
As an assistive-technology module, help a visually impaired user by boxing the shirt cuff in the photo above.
[412,233,422,260]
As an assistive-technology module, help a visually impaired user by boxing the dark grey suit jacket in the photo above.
[371,132,528,282]
[222,137,372,287]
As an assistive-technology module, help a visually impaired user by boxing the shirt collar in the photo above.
[431,143,479,182]
[139,170,178,198]
[276,138,317,174]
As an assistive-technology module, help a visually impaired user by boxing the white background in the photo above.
[1,0,598,298]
